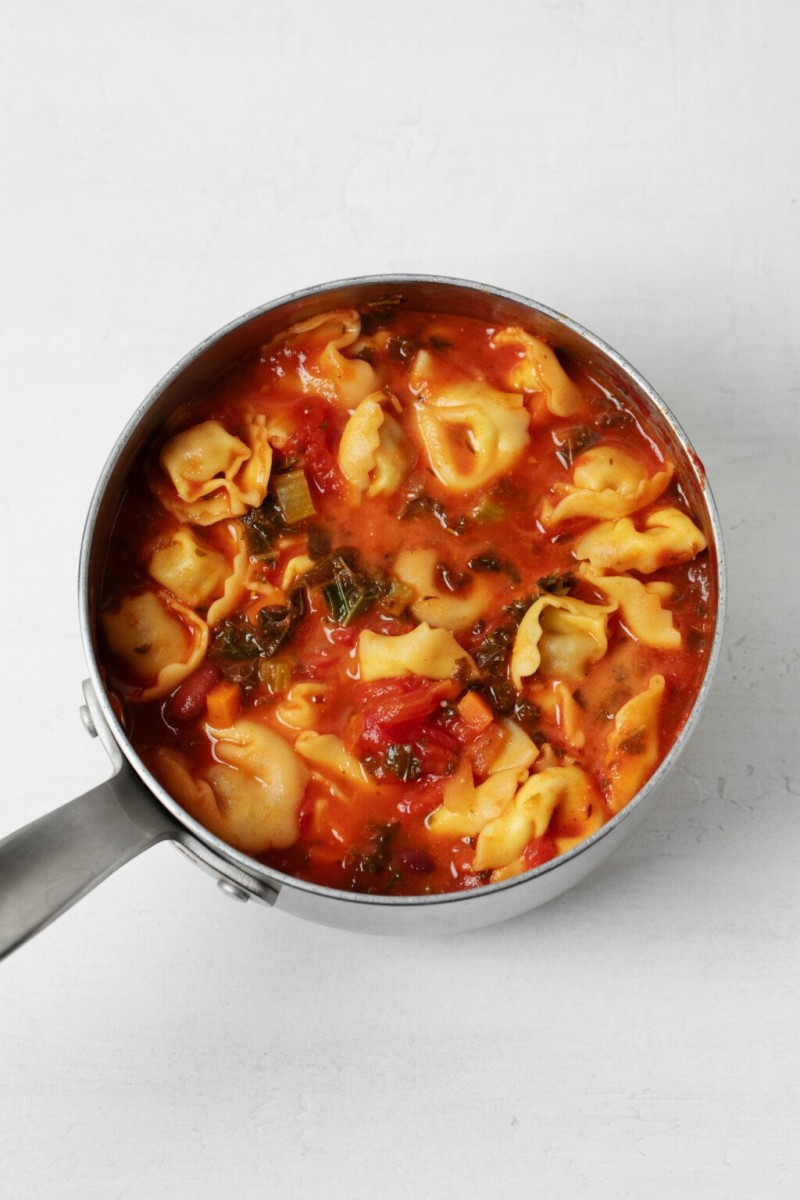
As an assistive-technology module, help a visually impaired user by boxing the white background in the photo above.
[1,1,798,1196]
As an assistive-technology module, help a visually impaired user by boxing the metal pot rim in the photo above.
[78,273,727,911]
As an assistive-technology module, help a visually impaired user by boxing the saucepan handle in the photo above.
[0,765,180,960]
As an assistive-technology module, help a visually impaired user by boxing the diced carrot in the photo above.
[456,690,494,734]
[206,680,242,728]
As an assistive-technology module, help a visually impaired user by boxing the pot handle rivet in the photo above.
[217,879,250,903]
[79,704,98,738]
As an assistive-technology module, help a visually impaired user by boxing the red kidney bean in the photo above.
[396,849,435,874]
[166,663,221,723]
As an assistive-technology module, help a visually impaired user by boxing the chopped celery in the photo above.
[258,658,292,694]
[273,469,316,523]
[472,494,505,522]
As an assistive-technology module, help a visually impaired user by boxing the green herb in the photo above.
[554,425,599,469]
[273,468,316,523]
[298,549,390,626]
[383,744,423,782]
[241,494,294,556]
[537,571,577,596]
[399,490,467,535]
[471,495,506,522]
[349,822,400,875]
[211,616,262,662]
[377,578,415,617]
[212,592,305,670]
[467,551,520,584]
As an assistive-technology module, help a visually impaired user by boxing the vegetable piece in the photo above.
[206,680,242,728]
[298,549,388,626]
[537,571,577,596]
[273,468,316,523]
[166,663,222,723]
[258,659,292,694]
[377,579,415,617]
[241,494,294,556]
[383,743,423,781]
[456,690,495,735]
[472,495,506,522]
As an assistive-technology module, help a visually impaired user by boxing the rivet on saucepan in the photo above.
[217,879,250,903]
[79,704,98,738]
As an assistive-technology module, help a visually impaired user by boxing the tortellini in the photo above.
[428,765,522,838]
[294,731,373,793]
[338,391,415,497]
[510,594,616,688]
[268,309,378,408]
[541,446,673,527]
[275,681,332,731]
[491,327,584,416]
[414,380,530,493]
[574,507,708,574]
[579,563,680,649]
[473,766,598,871]
[605,674,665,813]
[428,717,540,838]
[147,522,248,627]
[156,418,273,525]
[152,719,308,854]
[101,589,208,701]
[358,622,477,683]
[392,546,501,633]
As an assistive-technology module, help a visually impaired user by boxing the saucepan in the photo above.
[0,275,726,958]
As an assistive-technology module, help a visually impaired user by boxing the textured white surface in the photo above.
[1,1,798,1196]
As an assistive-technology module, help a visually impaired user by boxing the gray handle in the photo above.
[0,766,180,960]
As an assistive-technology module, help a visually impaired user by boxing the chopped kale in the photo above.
[241,494,296,556]
[467,551,521,584]
[348,822,400,876]
[383,744,423,782]
[537,571,577,596]
[554,425,600,469]
[399,489,467,535]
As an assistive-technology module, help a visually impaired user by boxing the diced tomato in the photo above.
[288,406,346,497]
[355,677,455,734]
[522,835,559,870]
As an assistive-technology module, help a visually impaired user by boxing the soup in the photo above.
[97,304,715,895]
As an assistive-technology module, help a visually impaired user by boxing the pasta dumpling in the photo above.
[605,674,665,813]
[428,765,522,838]
[152,719,308,854]
[492,327,584,416]
[338,391,415,497]
[414,380,530,493]
[294,731,373,792]
[579,563,680,649]
[510,594,616,688]
[156,418,273,525]
[147,522,248,627]
[574,507,708,574]
[269,309,378,408]
[473,766,597,871]
[393,546,501,633]
[101,589,208,701]
[541,446,673,527]
[358,622,477,683]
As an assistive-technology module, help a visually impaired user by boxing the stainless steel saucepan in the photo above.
[0,276,726,957]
